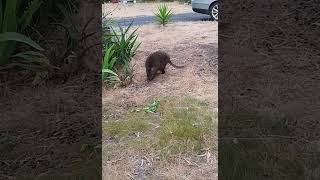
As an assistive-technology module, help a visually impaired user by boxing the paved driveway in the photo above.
[112,12,211,26]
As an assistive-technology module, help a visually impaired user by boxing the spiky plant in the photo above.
[154,4,173,26]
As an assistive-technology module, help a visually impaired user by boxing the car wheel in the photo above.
[209,2,218,21]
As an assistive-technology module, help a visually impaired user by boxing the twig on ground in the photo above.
[127,173,135,179]
[183,158,200,167]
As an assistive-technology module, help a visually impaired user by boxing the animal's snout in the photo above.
[147,76,154,81]
[147,73,155,81]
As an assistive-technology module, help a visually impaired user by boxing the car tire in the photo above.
[209,2,218,21]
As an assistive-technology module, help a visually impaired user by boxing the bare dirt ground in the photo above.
[103,3,218,179]
[103,2,192,18]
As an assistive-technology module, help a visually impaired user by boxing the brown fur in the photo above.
[145,51,184,81]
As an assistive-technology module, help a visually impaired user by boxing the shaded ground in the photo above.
[0,1,102,178]
[218,1,320,179]
[103,2,218,178]
[0,71,101,178]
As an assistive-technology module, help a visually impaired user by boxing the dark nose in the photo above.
[147,75,154,81]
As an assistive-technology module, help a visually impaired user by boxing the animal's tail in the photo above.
[168,61,185,68]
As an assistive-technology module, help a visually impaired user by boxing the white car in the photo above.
[191,0,218,20]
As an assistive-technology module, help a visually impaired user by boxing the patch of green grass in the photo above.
[103,111,154,137]
[127,138,155,152]
[103,118,150,137]
[103,96,217,162]
[155,97,217,158]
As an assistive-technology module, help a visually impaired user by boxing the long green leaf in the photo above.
[0,61,46,71]
[12,51,47,63]
[103,45,116,70]
[102,69,120,82]
[0,0,18,64]
[102,69,118,76]
[19,0,43,31]
[13,50,45,57]
[0,32,44,51]
[2,0,17,32]
[0,42,16,65]
[0,0,3,29]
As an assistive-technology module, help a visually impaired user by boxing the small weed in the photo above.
[131,99,160,113]
[144,99,160,113]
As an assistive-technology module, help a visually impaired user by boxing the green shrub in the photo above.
[109,22,140,67]
[102,22,141,86]
[0,0,79,76]
[154,4,173,26]
[0,0,44,68]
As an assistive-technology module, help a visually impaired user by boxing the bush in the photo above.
[0,0,81,85]
[0,0,44,68]
[154,4,173,26]
[102,22,141,86]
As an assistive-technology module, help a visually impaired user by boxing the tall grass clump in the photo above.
[102,21,140,86]
[0,0,45,69]
[0,0,81,84]
[154,4,173,26]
